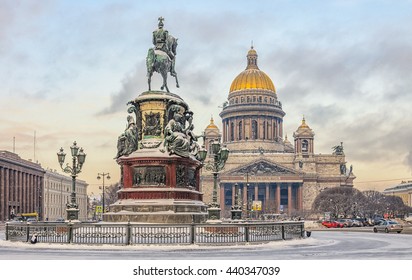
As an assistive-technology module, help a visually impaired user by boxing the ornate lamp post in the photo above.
[203,140,229,220]
[57,141,86,221]
[97,172,110,217]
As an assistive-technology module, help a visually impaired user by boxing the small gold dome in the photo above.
[229,47,276,94]
[206,117,218,130]
[299,117,309,129]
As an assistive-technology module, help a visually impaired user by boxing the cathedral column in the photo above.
[287,183,292,216]
[275,183,280,214]
[298,183,303,211]
[241,117,245,140]
[280,119,283,139]
[234,117,238,141]
[270,118,274,140]
[265,183,269,213]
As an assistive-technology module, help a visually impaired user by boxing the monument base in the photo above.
[104,199,208,223]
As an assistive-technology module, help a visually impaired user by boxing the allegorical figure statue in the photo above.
[147,17,179,93]
[164,110,191,157]
[115,115,139,158]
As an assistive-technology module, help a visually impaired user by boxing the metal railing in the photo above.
[5,221,305,245]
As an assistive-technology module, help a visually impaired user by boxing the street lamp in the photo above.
[97,172,111,218]
[203,139,229,220]
[57,141,86,221]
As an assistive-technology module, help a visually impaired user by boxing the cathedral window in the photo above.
[252,120,258,140]
[230,122,235,141]
[238,121,243,140]
[258,96,262,103]
[247,96,251,103]
[253,96,256,102]
[241,97,244,103]
[235,98,238,104]
[302,140,309,152]
[264,97,268,103]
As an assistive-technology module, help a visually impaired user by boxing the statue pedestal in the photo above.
[105,149,208,223]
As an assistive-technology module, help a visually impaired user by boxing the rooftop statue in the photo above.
[332,142,344,155]
[147,17,179,92]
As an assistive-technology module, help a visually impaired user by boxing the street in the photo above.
[1,228,412,260]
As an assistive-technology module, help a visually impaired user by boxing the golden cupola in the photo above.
[229,47,276,94]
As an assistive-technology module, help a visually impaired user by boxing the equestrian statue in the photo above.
[147,17,179,93]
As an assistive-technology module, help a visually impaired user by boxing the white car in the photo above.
[404,214,412,222]
[373,220,403,233]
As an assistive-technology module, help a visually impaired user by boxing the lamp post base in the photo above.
[231,208,242,220]
[66,208,79,221]
[207,207,221,220]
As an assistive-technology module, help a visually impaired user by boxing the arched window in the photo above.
[230,122,235,141]
[252,120,258,140]
[238,121,243,140]
[302,140,308,152]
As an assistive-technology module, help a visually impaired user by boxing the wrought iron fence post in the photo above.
[26,224,30,242]
[5,223,8,241]
[126,221,131,245]
[68,223,73,243]
[301,223,304,238]
[245,224,249,243]
[190,223,195,244]
[281,224,285,240]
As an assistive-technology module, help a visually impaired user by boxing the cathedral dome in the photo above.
[205,117,218,130]
[229,47,276,94]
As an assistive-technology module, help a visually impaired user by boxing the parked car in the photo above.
[351,219,363,227]
[55,218,65,223]
[353,218,368,226]
[322,220,343,228]
[373,220,403,233]
[26,217,37,223]
[336,218,353,227]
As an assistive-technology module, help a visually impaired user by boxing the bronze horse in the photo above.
[146,35,179,93]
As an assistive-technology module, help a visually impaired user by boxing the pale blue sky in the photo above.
[1,0,412,193]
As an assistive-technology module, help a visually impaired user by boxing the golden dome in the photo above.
[206,117,218,130]
[229,47,276,94]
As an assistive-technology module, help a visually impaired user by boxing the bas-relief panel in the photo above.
[133,166,166,186]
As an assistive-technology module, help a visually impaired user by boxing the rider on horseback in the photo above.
[147,17,179,92]
[152,17,175,61]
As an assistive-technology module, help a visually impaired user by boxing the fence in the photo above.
[5,221,305,245]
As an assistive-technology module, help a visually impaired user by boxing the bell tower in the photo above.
[293,117,315,156]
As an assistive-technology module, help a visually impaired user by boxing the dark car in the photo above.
[373,220,403,233]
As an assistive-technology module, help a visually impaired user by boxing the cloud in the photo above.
[97,65,145,115]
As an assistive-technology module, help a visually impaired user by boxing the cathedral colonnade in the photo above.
[219,181,303,216]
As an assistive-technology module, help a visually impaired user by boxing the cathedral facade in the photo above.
[201,47,355,218]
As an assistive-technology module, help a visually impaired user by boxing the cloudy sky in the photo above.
[1,0,412,194]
